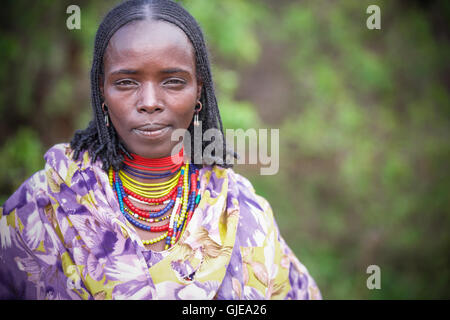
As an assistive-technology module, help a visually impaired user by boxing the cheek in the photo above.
[106,103,133,137]
[104,88,133,122]
[167,93,197,127]
[105,86,131,107]
[178,104,196,129]
[107,103,128,123]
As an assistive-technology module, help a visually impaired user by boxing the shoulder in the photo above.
[200,164,259,194]
[200,165,275,247]
[0,142,99,252]
[1,168,47,217]
[200,165,267,205]
[2,142,99,221]
[0,153,59,260]
[224,166,272,216]
[43,142,100,172]
[1,143,73,225]
[201,164,272,211]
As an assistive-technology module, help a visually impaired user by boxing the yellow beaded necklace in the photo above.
[119,169,180,198]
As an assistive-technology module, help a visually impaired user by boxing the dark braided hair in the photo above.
[70,0,234,171]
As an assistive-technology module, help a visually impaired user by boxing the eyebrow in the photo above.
[109,69,138,76]
[109,67,192,77]
[160,67,191,75]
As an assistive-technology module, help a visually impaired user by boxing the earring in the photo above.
[102,102,109,127]
[194,112,199,126]
[194,101,202,127]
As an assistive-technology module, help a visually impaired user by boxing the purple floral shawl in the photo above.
[0,144,321,300]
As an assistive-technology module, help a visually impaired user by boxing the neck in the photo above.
[121,148,184,184]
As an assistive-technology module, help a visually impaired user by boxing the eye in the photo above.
[164,78,186,86]
[114,79,137,86]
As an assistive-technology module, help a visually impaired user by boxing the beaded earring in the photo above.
[102,102,110,127]
[193,102,202,127]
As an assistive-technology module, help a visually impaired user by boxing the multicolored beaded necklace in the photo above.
[109,148,201,250]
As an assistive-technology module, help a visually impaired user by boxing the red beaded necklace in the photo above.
[123,148,184,172]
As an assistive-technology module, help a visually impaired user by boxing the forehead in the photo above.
[104,19,196,72]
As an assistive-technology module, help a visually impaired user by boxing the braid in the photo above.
[70,0,235,171]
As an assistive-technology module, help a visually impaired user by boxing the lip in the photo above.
[133,123,171,139]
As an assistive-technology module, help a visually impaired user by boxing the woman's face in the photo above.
[101,19,202,158]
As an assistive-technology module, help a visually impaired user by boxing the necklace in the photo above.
[109,150,201,249]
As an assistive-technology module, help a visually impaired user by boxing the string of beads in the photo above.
[109,149,201,249]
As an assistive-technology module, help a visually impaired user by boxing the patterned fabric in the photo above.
[0,144,321,300]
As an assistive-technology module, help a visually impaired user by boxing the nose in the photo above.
[136,82,163,113]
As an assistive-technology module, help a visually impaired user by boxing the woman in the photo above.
[0,0,321,300]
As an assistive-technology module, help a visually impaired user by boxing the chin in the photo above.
[133,142,176,159]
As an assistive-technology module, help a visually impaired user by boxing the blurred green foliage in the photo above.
[0,0,449,299]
